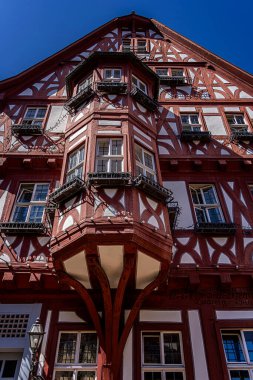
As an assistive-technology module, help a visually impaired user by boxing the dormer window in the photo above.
[132,75,147,94]
[226,114,248,131]
[181,114,201,131]
[78,75,93,93]
[104,69,121,82]
[171,68,184,78]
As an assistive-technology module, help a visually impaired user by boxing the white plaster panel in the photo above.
[202,108,219,114]
[218,254,232,264]
[221,187,233,220]
[224,107,240,112]
[179,107,196,112]
[140,310,182,322]
[134,136,153,150]
[62,215,74,230]
[246,107,253,118]
[69,125,87,142]
[240,91,252,98]
[163,181,193,229]
[158,145,170,154]
[99,245,124,288]
[123,328,133,380]
[58,311,85,323]
[46,106,68,133]
[204,116,226,135]
[97,130,122,135]
[216,310,253,319]
[38,310,52,376]
[0,183,10,219]
[98,120,121,126]
[64,251,91,288]
[216,75,229,83]
[18,88,33,96]
[188,310,209,380]
[180,253,195,264]
[136,251,160,289]
[133,126,151,141]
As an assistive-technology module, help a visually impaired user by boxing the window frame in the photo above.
[22,107,47,127]
[95,138,124,173]
[180,114,201,131]
[11,183,49,223]
[226,114,248,131]
[171,68,185,78]
[53,330,98,380]
[135,143,157,181]
[78,74,93,93]
[221,329,253,380]
[189,184,225,224]
[141,331,186,380]
[103,68,122,82]
[132,75,148,95]
[65,145,85,183]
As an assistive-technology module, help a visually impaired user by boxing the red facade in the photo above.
[0,12,253,380]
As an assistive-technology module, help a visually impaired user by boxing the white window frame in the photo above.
[54,331,98,380]
[190,184,224,224]
[0,352,23,380]
[221,329,253,380]
[135,144,156,181]
[171,68,184,78]
[65,145,85,183]
[180,114,201,131]
[104,68,122,82]
[226,114,248,131]
[11,183,49,223]
[78,75,93,93]
[132,75,147,94]
[137,39,147,53]
[95,138,123,173]
[142,331,185,380]
[23,107,47,127]
[156,68,168,77]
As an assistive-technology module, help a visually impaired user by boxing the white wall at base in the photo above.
[188,310,209,380]
[216,310,253,320]
[163,181,193,229]
[0,303,41,380]
[139,310,182,323]
[123,327,133,380]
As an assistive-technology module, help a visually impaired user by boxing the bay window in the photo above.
[95,138,123,173]
[65,146,85,182]
[132,75,147,94]
[135,144,156,180]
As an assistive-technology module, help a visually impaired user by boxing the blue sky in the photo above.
[0,0,252,80]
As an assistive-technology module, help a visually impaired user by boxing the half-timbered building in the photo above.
[0,12,253,380]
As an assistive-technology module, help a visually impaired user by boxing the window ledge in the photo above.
[88,172,131,187]
[0,222,46,235]
[159,76,193,85]
[130,88,158,112]
[180,130,211,142]
[230,131,253,142]
[64,85,95,114]
[12,124,43,136]
[96,81,127,94]
[49,177,86,204]
[134,174,173,203]
[194,222,236,235]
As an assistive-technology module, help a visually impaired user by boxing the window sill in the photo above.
[194,222,236,235]
[64,85,95,114]
[96,81,127,94]
[0,222,47,235]
[159,76,192,86]
[180,130,211,142]
[230,131,253,143]
[12,124,43,136]
[49,177,86,204]
[134,174,173,203]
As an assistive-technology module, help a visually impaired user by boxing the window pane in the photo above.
[222,333,246,362]
[37,108,47,118]
[156,69,168,76]
[195,207,207,223]
[111,140,122,155]
[202,187,217,204]
[146,171,155,181]
[79,333,97,364]
[57,333,77,363]
[135,145,143,164]
[111,159,122,172]
[235,115,244,124]
[164,334,182,364]
[207,207,223,223]
[54,371,73,380]
[244,331,253,361]
[77,371,96,380]
[25,109,36,118]
[144,373,162,380]
[136,165,144,176]
[190,115,199,124]
[165,373,184,380]
[34,184,49,201]
[181,115,189,124]
[18,185,33,203]
[97,159,108,172]
[2,360,17,377]
[98,140,109,156]
[143,336,161,363]
[144,152,154,170]
[13,206,28,222]
[230,370,250,380]
[114,70,121,79]
[139,82,146,93]
[29,206,44,223]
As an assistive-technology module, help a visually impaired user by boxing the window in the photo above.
[135,144,156,181]
[156,68,168,77]
[132,75,147,94]
[65,146,85,182]
[78,75,93,93]
[122,39,131,52]
[0,353,22,380]
[249,185,253,198]
[171,69,184,78]
[104,68,121,81]
[12,183,49,223]
[226,114,248,131]
[95,138,123,173]
[54,332,98,380]
[180,114,201,131]
[137,39,147,53]
[222,330,253,380]
[23,107,47,127]
[142,332,185,380]
[190,184,224,223]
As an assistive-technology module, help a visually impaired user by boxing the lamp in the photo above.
[28,318,45,380]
